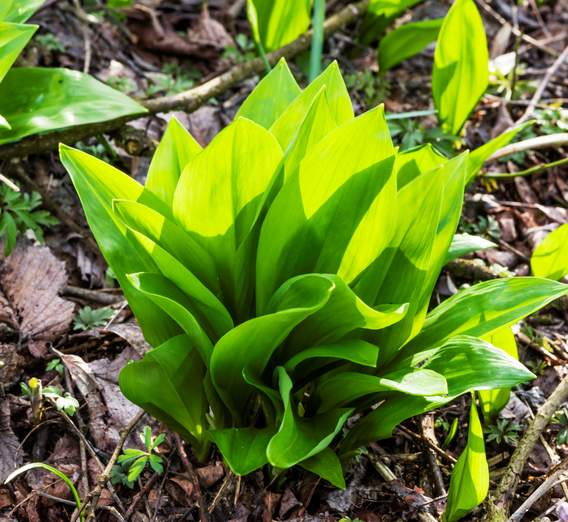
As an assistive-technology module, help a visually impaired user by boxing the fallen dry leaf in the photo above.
[0,399,22,482]
[0,344,24,388]
[187,4,235,48]
[0,244,74,357]
[196,464,224,489]
[52,348,99,397]
[166,475,194,506]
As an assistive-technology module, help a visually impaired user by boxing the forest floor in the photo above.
[1,0,568,521]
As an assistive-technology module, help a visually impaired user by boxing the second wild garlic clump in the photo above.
[61,58,568,487]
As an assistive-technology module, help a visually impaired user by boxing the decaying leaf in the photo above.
[0,399,22,482]
[187,4,235,48]
[52,348,99,397]
[0,344,24,388]
[0,244,74,357]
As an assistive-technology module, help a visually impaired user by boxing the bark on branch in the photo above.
[0,0,370,160]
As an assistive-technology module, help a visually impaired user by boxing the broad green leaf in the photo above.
[207,426,277,475]
[466,123,531,183]
[242,364,284,426]
[127,272,214,364]
[236,58,301,129]
[145,116,202,206]
[340,335,533,460]
[210,274,333,424]
[0,22,37,85]
[398,277,568,361]
[478,326,518,422]
[257,105,396,313]
[312,367,447,413]
[396,143,447,189]
[531,223,568,281]
[1,0,44,23]
[119,334,211,461]
[378,18,443,75]
[357,0,423,46]
[358,163,444,363]
[432,0,488,135]
[60,145,181,347]
[112,199,221,298]
[269,62,354,151]
[298,448,346,489]
[123,230,232,343]
[251,0,313,51]
[0,68,147,145]
[173,118,283,316]
[444,234,497,265]
[267,367,353,468]
[444,397,489,522]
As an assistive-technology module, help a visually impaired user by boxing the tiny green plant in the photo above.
[146,63,201,97]
[106,76,136,95]
[552,409,568,446]
[387,117,459,156]
[73,306,115,331]
[483,418,522,445]
[46,358,64,374]
[61,58,563,488]
[440,417,458,450]
[115,426,165,483]
[35,33,65,53]
[344,70,391,110]
[43,385,80,416]
[221,33,256,64]
[0,183,59,256]
[459,215,500,240]
[526,358,547,376]
[20,377,43,425]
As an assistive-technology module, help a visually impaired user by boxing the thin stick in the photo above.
[63,285,125,305]
[486,133,568,161]
[395,425,457,464]
[516,44,568,125]
[123,472,161,521]
[0,173,20,191]
[481,157,568,179]
[0,0,370,160]
[35,492,126,522]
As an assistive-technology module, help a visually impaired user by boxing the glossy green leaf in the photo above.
[432,0,488,135]
[1,0,44,23]
[444,397,489,522]
[251,0,313,51]
[173,117,282,316]
[378,18,443,75]
[119,334,211,461]
[466,123,531,183]
[298,448,346,489]
[398,277,568,362]
[0,68,147,145]
[444,234,497,265]
[396,143,447,189]
[207,427,277,475]
[531,223,568,281]
[60,145,181,348]
[358,0,423,46]
[258,105,396,313]
[236,59,301,129]
[0,22,37,85]
[478,326,518,422]
[145,116,202,206]
[267,367,353,468]
[269,61,354,152]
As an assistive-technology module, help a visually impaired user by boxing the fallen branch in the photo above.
[487,377,568,521]
[395,425,457,465]
[481,157,568,179]
[486,133,568,161]
[0,0,370,161]
[63,285,125,305]
[124,472,162,521]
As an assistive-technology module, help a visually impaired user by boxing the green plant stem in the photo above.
[309,0,326,82]
[480,157,568,179]
[96,134,117,160]
[256,41,271,74]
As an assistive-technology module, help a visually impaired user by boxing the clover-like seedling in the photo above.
[46,358,64,374]
[73,306,115,331]
[116,426,165,483]
[43,385,80,416]
[483,418,522,445]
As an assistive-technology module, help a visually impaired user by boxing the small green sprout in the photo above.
[73,306,115,331]
[36,33,65,53]
[483,418,522,445]
[46,358,64,374]
[114,426,165,484]
[43,386,80,416]
[552,409,568,446]
[20,377,43,424]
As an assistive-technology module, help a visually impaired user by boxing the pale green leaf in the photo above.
[531,223,568,281]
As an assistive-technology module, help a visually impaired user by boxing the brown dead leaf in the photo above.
[196,464,224,489]
[166,476,194,505]
[52,348,99,397]
[1,244,74,357]
[0,344,24,388]
[490,104,514,139]
[279,488,301,519]
[105,323,152,357]
[263,492,282,522]
[187,4,235,48]
[515,177,539,205]
[0,399,22,482]
[0,487,14,509]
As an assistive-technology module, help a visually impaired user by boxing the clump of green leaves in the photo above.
[46,358,63,374]
[106,76,136,95]
[483,418,522,445]
[221,33,256,64]
[344,70,391,110]
[20,379,79,420]
[73,306,115,331]
[526,358,547,376]
[459,215,500,240]
[113,426,165,485]
[388,117,458,156]
[552,409,568,446]
[61,58,556,491]
[35,33,65,53]
[0,183,59,256]
[146,63,201,97]
[43,385,80,416]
